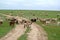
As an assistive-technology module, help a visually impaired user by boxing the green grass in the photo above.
[0,13,14,38]
[0,10,60,40]
[0,20,13,38]
[18,34,27,40]
[36,21,60,40]
[0,10,60,18]
[18,27,31,40]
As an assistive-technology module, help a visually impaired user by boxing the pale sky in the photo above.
[0,0,59,10]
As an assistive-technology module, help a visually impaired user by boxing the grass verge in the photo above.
[0,21,13,38]
[36,21,60,40]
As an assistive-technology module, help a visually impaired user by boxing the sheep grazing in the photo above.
[51,18,57,23]
[6,16,17,22]
[39,18,46,24]
[45,18,51,21]
[9,21,15,26]
[30,18,37,22]
[6,16,20,26]
[57,22,60,25]
[21,19,32,28]
[15,20,19,24]
[24,21,32,28]
[0,20,3,25]
[6,16,13,21]
[45,21,50,24]
[9,17,18,26]
[45,18,57,24]
[16,19,23,24]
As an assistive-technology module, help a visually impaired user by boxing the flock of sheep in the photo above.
[0,13,60,28]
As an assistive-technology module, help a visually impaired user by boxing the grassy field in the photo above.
[0,10,60,18]
[0,20,13,38]
[0,10,60,40]
[36,21,60,40]
[0,14,14,38]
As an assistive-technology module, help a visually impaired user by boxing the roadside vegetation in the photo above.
[0,10,60,40]
[0,20,13,38]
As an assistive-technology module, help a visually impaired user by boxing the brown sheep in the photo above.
[0,19,3,25]
[21,19,32,28]
[30,18,37,22]
[39,18,46,24]
[9,21,15,26]
[51,18,57,23]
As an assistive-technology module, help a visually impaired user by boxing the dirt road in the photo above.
[27,23,48,40]
[0,14,26,40]
[0,14,48,40]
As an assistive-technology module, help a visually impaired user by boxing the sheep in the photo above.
[0,20,3,25]
[57,22,60,25]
